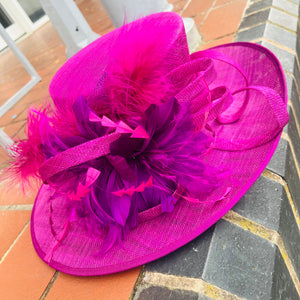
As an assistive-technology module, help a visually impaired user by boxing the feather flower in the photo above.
[6,92,224,250]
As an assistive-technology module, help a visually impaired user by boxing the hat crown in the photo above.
[49,12,190,118]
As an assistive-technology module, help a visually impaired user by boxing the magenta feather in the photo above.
[6,106,51,188]
[87,23,178,121]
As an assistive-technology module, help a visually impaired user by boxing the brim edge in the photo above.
[31,42,288,276]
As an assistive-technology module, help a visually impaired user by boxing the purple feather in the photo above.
[8,92,224,250]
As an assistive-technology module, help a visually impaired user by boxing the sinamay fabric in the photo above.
[7,12,288,275]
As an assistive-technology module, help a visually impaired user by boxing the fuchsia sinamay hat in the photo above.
[9,12,288,276]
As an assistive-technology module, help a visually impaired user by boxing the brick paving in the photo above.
[1,0,299,299]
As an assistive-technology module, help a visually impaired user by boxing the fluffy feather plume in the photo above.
[88,22,178,120]
[51,103,80,137]
[6,106,51,189]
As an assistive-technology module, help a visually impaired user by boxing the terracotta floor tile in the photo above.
[3,121,25,139]
[76,0,115,34]
[14,108,29,123]
[0,210,31,258]
[182,0,214,17]
[0,147,9,167]
[0,180,38,205]
[0,91,45,127]
[194,13,206,29]
[0,61,31,106]
[14,127,27,140]
[46,267,141,300]
[18,88,47,106]
[214,0,234,7]
[0,101,28,127]
[168,0,189,14]
[0,226,55,300]
[201,34,235,49]
[200,0,248,41]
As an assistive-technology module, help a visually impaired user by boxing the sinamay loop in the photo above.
[7,12,288,276]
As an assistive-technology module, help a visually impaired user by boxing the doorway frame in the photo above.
[0,0,49,49]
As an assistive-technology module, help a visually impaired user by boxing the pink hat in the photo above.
[9,12,288,276]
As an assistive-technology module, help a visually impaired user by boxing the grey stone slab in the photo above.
[288,109,300,164]
[269,8,298,32]
[239,9,270,30]
[279,192,300,276]
[260,41,295,74]
[296,37,300,72]
[146,226,214,278]
[293,59,300,89]
[236,23,266,41]
[245,0,272,15]
[283,122,289,134]
[233,176,283,231]
[282,105,292,134]
[273,0,299,16]
[285,145,300,213]
[202,220,276,299]
[289,75,299,102]
[271,248,299,300]
[267,138,288,177]
[290,78,300,124]
[285,73,293,96]
[289,100,300,136]
[134,285,199,300]
[198,295,213,300]
[264,23,297,51]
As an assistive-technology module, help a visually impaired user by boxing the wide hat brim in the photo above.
[31,13,287,276]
